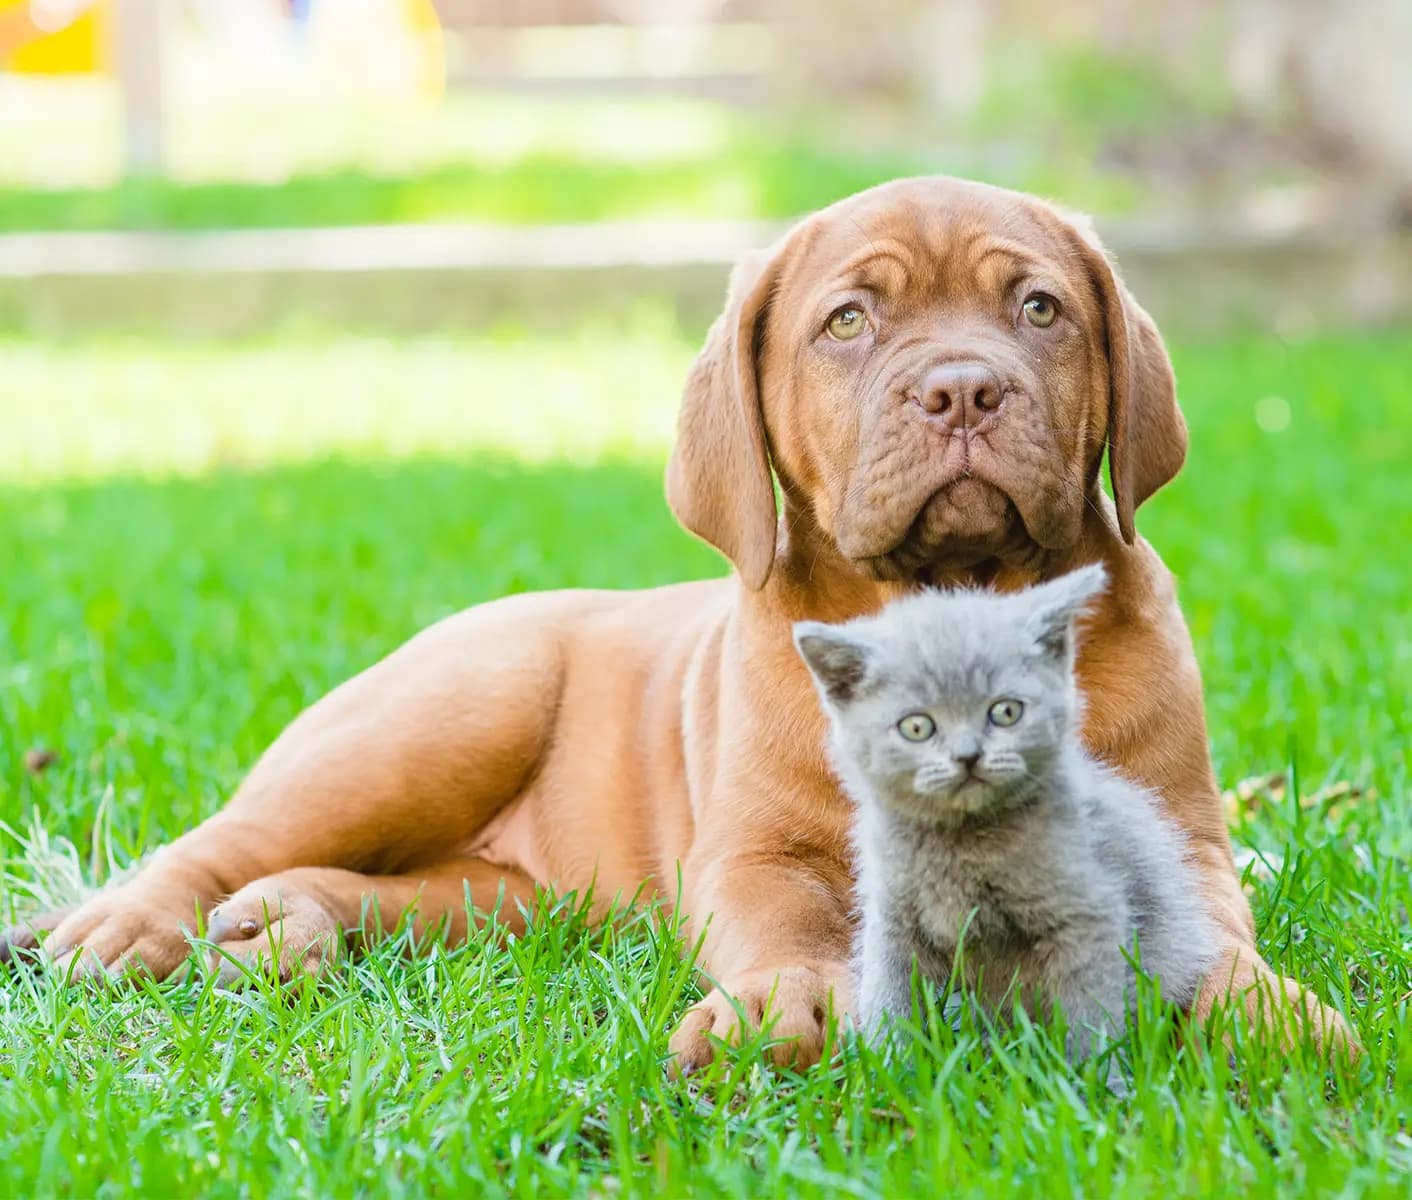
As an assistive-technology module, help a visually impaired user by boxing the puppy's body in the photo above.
[0,176,1348,1062]
[795,571,1217,1055]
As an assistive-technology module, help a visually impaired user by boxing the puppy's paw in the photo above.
[0,908,70,968]
[1199,954,1360,1064]
[30,890,195,980]
[668,964,844,1074]
[1247,970,1359,1062]
[205,876,343,985]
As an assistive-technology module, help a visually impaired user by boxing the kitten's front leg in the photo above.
[855,897,922,1042]
[1048,929,1131,1091]
[1058,990,1122,1061]
[1055,986,1128,1097]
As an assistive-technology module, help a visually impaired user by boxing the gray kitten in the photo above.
[794,565,1217,1068]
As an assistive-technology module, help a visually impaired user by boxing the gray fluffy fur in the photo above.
[794,565,1218,1065]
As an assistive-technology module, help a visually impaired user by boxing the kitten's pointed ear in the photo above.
[794,621,873,703]
[1023,564,1109,659]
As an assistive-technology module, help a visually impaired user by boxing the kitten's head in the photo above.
[794,564,1107,824]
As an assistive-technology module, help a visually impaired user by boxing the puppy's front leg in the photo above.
[1,600,565,980]
[668,847,855,1073]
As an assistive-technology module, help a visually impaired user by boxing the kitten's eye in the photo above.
[987,699,1024,727]
[897,713,936,742]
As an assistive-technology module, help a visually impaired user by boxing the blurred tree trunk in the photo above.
[913,0,988,117]
[113,0,167,177]
[775,0,989,121]
[1231,0,1412,200]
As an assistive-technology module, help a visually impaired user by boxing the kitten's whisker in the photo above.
[914,766,962,791]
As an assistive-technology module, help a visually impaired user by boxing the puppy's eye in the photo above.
[988,699,1024,726]
[897,713,936,742]
[1021,293,1059,328]
[826,305,868,341]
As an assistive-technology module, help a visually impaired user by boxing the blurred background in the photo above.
[0,2,1408,832]
[3,0,1412,340]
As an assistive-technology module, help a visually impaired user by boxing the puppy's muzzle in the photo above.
[907,361,1004,433]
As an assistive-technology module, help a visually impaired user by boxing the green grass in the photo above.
[0,71,1179,232]
[0,34,1317,234]
[0,146,916,232]
[0,136,1147,234]
[1,323,1409,1196]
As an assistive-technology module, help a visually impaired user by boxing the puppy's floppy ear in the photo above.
[666,243,783,590]
[1022,563,1108,659]
[794,621,873,704]
[1066,216,1187,544]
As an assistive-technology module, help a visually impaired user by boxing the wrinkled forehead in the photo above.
[780,180,1082,310]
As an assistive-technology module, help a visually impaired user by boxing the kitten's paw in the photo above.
[1102,1058,1131,1100]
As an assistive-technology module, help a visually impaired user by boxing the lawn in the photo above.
[0,108,1136,234]
[0,78,1126,231]
[0,321,1408,1197]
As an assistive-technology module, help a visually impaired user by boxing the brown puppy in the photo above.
[0,177,1349,1064]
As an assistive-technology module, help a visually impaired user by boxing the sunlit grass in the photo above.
[0,73,921,226]
[0,322,1408,1197]
[0,69,740,189]
[0,322,693,486]
[0,73,1142,229]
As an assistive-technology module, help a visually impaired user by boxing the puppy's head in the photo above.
[667,176,1186,588]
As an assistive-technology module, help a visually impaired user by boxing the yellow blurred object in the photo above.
[0,0,109,75]
[308,0,445,110]
[403,0,444,106]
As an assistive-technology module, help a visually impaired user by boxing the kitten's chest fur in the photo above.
[863,792,1126,996]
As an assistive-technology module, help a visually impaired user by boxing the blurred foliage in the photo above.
[976,40,1235,135]
[0,143,918,230]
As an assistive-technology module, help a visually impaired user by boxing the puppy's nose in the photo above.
[916,363,1003,429]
